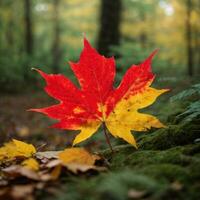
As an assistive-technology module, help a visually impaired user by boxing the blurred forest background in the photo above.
[0,0,199,93]
[0,0,200,147]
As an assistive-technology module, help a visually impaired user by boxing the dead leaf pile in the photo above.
[0,139,106,200]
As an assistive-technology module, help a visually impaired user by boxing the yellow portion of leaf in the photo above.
[97,103,107,120]
[105,121,137,147]
[73,107,84,114]
[0,139,36,161]
[105,87,169,147]
[58,147,99,165]
[22,158,39,171]
[73,121,101,146]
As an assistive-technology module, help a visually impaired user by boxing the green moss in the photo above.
[50,170,166,200]
[98,139,200,171]
[96,170,165,200]
[47,143,200,200]
[139,124,200,150]
[136,163,190,183]
[42,115,200,200]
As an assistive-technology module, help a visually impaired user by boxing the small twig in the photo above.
[102,122,114,153]
[36,143,47,151]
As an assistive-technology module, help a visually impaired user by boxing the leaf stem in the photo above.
[102,122,114,153]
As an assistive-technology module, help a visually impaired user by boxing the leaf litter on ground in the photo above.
[0,139,106,200]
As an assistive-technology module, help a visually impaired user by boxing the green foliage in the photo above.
[171,83,200,122]
[177,100,200,122]
[171,83,200,101]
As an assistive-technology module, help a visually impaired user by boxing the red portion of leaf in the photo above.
[70,38,115,101]
[69,38,115,117]
[29,69,97,129]
[105,51,156,115]
[140,49,158,71]
[31,104,87,129]
[30,38,116,129]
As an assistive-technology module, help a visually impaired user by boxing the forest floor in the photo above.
[0,86,200,200]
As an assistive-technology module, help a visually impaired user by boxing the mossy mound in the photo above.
[43,118,200,200]
[48,144,200,200]
[139,122,200,150]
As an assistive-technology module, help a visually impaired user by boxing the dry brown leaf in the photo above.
[170,181,183,191]
[2,165,40,180]
[2,165,55,182]
[0,176,8,186]
[128,189,147,199]
[11,184,34,200]
[35,151,61,160]
[0,185,35,200]
[46,159,61,168]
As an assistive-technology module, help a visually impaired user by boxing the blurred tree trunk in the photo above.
[97,0,122,56]
[185,0,193,76]
[139,13,147,48]
[24,0,33,55]
[195,0,200,73]
[194,27,200,73]
[6,15,14,48]
[52,0,61,73]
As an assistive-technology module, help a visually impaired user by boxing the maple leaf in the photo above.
[30,38,169,148]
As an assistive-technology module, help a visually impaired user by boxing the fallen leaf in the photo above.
[35,151,61,160]
[2,165,40,180]
[0,177,8,186]
[58,148,104,174]
[0,185,35,200]
[22,158,39,171]
[46,159,106,175]
[30,38,169,148]
[128,189,147,199]
[46,159,62,168]
[44,148,105,175]
[58,147,100,165]
[170,181,183,191]
[10,184,34,200]
[50,165,62,180]
[0,139,36,162]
